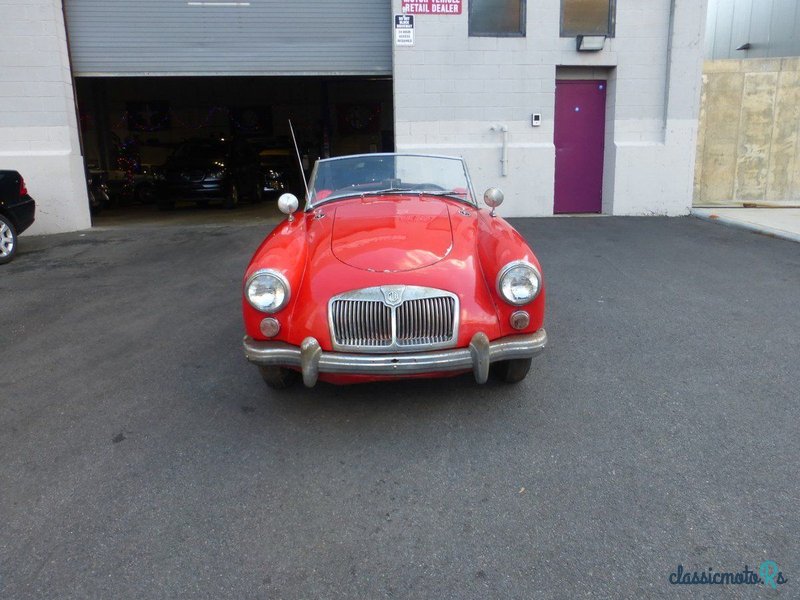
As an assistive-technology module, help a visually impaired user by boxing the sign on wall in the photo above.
[402,0,462,15]
[394,14,415,46]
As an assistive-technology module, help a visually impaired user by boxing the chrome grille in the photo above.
[330,299,392,348]
[396,296,456,346]
[329,286,459,353]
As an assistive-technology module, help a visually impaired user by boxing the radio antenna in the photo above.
[288,119,310,200]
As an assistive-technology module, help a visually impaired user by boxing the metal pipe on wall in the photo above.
[491,124,509,177]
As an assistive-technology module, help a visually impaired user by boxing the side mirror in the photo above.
[278,193,299,221]
[483,188,504,217]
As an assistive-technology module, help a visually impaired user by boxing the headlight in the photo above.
[245,269,290,313]
[497,261,541,305]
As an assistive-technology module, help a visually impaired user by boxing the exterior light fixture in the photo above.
[576,35,606,52]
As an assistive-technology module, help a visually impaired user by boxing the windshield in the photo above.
[307,154,475,208]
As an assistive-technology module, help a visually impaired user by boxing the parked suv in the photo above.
[0,170,35,264]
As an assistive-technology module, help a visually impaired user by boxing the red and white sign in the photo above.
[402,0,462,15]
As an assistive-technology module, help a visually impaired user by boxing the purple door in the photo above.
[554,80,607,214]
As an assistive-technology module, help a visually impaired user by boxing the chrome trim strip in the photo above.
[243,329,548,388]
[317,152,470,164]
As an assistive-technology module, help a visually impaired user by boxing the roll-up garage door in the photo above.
[65,0,392,76]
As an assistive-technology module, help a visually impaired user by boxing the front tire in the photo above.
[490,358,532,384]
[259,366,299,390]
[0,215,17,265]
[136,182,157,205]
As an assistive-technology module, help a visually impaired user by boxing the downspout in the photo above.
[662,0,677,138]
[491,124,509,176]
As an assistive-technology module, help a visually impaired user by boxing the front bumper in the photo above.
[243,329,547,387]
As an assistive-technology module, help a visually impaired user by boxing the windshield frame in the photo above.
[304,153,478,210]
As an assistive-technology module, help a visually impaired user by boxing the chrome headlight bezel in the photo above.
[245,269,291,313]
[496,260,542,306]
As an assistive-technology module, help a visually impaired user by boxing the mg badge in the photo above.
[381,285,405,306]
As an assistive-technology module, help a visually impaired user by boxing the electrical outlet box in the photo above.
[531,113,542,127]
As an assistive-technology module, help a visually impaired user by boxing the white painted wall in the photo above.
[392,0,707,217]
[0,0,90,234]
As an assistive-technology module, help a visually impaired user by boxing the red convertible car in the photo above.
[242,153,547,389]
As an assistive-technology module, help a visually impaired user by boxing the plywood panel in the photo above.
[766,69,800,200]
[734,71,777,200]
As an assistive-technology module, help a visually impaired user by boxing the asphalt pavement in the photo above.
[1,216,797,599]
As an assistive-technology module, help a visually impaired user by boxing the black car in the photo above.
[0,170,35,265]
[158,138,262,210]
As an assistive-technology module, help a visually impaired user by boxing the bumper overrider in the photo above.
[243,329,547,387]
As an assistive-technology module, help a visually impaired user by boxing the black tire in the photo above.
[259,366,299,390]
[136,183,157,205]
[0,214,17,265]
[223,183,239,210]
[490,358,532,384]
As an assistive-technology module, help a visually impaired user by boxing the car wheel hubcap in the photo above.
[0,222,13,257]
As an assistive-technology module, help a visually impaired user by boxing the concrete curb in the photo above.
[691,208,800,244]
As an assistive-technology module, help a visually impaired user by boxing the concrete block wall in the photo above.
[392,0,707,217]
[694,58,800,206]
[0,0,90,234]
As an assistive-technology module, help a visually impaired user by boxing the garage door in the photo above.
[65,0,392,77]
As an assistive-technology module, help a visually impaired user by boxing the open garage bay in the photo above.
[77,76,393,225]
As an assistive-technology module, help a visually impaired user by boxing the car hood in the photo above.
[330,196,454,272]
